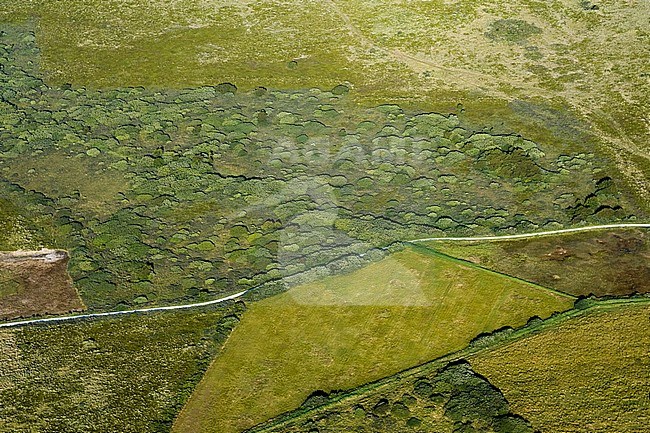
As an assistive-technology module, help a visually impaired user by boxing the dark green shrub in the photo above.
[406,417,422,427]
[413,379,433,398]
[301,390,330,409]
[492,415,536,433]
[372,399,391,416]
[215,82,237,94]
[391,402,411,419]
[331,84,350,95]
[485,19,542,44]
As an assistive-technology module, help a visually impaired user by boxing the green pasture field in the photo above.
[172,246,573,433]
[471,303,650,433]
[0,302,244,433]
[243,297,650,433]
[427,228,650,297]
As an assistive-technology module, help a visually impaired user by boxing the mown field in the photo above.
[0,302,244,433]
[241,298,650,433]
[427,228,650,297]
[172,246,573,433]
[471,303,650,433]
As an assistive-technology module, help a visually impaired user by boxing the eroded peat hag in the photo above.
[0,248,85,320]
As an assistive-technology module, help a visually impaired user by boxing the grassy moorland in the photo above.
[1,23,637,313]
[0,3,645,432]
[0,302,244,433]
[172,247,572,433]
[2,0,648,203]
[471,303,650,432]
[427,228,650,297]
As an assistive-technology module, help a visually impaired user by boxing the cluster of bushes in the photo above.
[256,361,536,433]
[485,19,542,44]
[0,23,638,310]
[434,361,536,432]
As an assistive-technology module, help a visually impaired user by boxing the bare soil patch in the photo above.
[0,249,85,320]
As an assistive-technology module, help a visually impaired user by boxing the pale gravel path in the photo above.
[408,223,650,243]
[1,223,649,329]
[0,290,248,329]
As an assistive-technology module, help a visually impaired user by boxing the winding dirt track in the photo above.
[1,223,649,329]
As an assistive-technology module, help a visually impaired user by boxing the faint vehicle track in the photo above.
[322,0,509,97]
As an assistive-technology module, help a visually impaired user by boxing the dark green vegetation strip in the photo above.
[258,360,537,433]
[247,296,650,433]
[0,301,244,433]
[0,23,643,313]
[427,228,650,296]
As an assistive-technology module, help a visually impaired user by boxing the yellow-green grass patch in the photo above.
[173,246,573,433]
[471,303,650,433]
